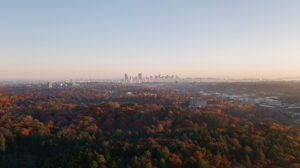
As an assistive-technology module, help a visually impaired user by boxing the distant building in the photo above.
[124,73,129,82]
[288,104,300,109]
[48,82,53,89]
[138,73,142,81]
[189,97,207,108]
[123,73,180,83]
[126,92,133,95]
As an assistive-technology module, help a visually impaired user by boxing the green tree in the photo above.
[131,156,140,168]
[90,160,99,168]
[144,150,151,159]
[146,162,152,168]
[111,161,117,168]
[244,145,253,159]
[268,145,284,162]
[159,158,167,168]
[161,147,170,158]
[245,154,251,165]
[254,148,265,161]
[197,159,210,168]
[97,154,106,164]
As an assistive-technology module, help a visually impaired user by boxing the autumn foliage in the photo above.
[0,84,299,167]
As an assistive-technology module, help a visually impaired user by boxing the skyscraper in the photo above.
[138,73,142,81]
[124,73,129,82]
[48,82,53,89]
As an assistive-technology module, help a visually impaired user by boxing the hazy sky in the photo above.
[1,1,300,79]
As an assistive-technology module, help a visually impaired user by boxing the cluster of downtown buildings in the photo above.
[123,73,180,83]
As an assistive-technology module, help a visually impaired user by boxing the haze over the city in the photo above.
[1,0,300,79]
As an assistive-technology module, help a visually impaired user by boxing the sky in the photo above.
[1,1,300,79]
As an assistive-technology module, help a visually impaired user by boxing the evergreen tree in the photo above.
[255,148,266,161]
[159,158,167,168]
[197,159,210,168]
[245,154,251,165]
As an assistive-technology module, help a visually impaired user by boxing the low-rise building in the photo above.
[189,97,207,108]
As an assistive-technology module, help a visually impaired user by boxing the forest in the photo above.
[0,83,299,168]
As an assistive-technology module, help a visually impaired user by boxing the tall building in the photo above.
[48,82,53,89]
[138,73,142,81]
[124,73,129,82]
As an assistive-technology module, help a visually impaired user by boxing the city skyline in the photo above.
[1,1,300,79]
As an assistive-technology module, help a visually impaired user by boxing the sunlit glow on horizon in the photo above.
[1,1,300,80]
